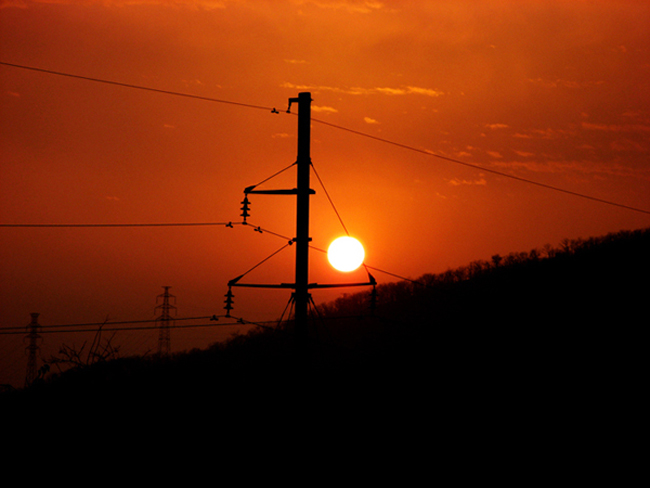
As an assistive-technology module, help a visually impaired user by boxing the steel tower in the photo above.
[24,312,42,387]
[155,286,176,355]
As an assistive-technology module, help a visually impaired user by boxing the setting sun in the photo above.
[327,236,365,272]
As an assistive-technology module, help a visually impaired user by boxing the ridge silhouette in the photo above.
[3,227,647,407]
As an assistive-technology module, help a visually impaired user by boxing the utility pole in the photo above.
[292,92,312,339]
[227,92,375,347]
[24,312,42,388]
[155,286,176,355]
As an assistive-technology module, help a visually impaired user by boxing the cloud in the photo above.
[485,123,509,130]
[312,105,338,113]
[487,151,503,159]
[281,82,443,97]
[513,128,577,140]
[1,0,231,9]
[281,82,362,95]
[582,122,650,133]
[364,116,379,124]
[375,86,444,97]
[293,0,384,14]
[527,78,605,89]
[403,86,444,97]
[514,150,534,157]
[448,177,487,186]
[491,160,650,180]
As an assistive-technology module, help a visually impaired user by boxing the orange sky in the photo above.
[1,0,649,387]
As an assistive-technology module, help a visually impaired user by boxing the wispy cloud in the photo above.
[373,86,443,97]
[514,150,534,157]
[281,82,443,97]
[582,122,650,133]
[491,160,650,180]
[1,0,231,9]
[364,116,379,124]
[448,177,487,186]
[513,128,577,140]
[485,123,509,130]
[527,78,605,89]
[292,0,384,14]
[312,105,338,113]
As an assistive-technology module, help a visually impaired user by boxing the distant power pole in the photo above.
[24,312,42,387]
[155,286,176,355]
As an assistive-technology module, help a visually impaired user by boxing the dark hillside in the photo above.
[4,228,648,409]
[320,227,648,356]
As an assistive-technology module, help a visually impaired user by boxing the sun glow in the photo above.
[327,236,365,272]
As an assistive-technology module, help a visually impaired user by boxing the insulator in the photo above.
[240,196,250,221]
[224,287,234,316]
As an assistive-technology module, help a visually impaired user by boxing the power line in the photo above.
[0,61,276,112]
[3,60,648,216]
[310,117,650,216]
[0,315,214,332]
[311,162,350,236]
[0,221,243,228]
[229,241,293,284]
[0,315,247,335]
[0,322,245,335]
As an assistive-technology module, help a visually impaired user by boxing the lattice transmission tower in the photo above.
[24,312,42,387]
[155,286,176,356]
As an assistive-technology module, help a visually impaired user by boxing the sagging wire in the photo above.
[224,241,293,316]
[239,162,298,225]
[0,221,247,228]
[311,162,377,305]
[245,162,297,193]
[231,242,293,282]
[311,162,349,237]
[0,61,277,113]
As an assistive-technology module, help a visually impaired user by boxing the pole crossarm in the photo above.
[229,283,295,289]
[245,188,315,195]
[308,281,376,289]
[228,280,375,290]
